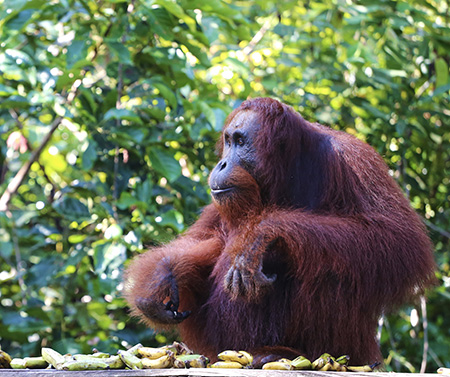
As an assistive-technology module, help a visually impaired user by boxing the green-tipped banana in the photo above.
[209,361,244,368]
[141,352,174,369]
[347,362,381,372]
[262,361,293,370]
[217,350,253,366]
[42,348,66,369]
[292,356,312,370]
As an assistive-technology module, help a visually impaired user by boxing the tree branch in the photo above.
[0,80,81,211]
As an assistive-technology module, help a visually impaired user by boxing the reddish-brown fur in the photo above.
[124,97,435,365]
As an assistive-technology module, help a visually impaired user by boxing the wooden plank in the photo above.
[0,370,440,377]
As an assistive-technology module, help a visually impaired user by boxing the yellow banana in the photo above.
[319,362,333,371]
[329,358,348,371]
[217,350,253,366]
[262,361,293,370]
[347,362,381,372]
[138,346,169,359]
[141,353,174,369]
[209,361,244,368]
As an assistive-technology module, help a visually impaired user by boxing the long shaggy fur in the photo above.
[124,97,435,365]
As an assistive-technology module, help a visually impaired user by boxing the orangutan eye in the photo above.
[234,132,245,147]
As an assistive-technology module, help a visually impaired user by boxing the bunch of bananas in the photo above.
[209,350,253,368]
[2,343,381,372]
[262,352,380,372]
[0,348,12,369]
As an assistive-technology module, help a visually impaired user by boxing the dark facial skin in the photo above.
[209,111,260,199]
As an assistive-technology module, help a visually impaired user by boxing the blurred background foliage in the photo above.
[0,0,449,372]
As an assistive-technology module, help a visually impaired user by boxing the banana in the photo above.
[141,353,174,369]
[217,350,253,366]
[0,349,12,368]
[10,358,26,369]
[42,347,66,369]
[292,356,312,370]
[61,359,109,371]
[336,354,350,365]
[329,358,348,372]
[262,361,293,370]
[171,341,194,355]
[319,361,333,371]
[438,367,450,375]
[347,362,381,372]
[174,354,209,368]
[24,357,49,369]
[118,350,143,369]
[138,346,169,359]
[209,361,244,368]
[312,353,332,370]
[74,352,109,359]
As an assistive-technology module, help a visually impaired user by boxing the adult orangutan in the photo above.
[124,97,435,366]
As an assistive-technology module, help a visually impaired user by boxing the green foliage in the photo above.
[0,0,449,372]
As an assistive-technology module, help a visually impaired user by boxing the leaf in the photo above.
[106,40,132,65]
[104,108,143,124]
[435,57,449,89]
[81,139,98,170]
[66,40,88,68]
[153,82,177,108]
[53,197,90,220]
[154,0,196,32]
[198,101,216,129]
[148,146,181,182]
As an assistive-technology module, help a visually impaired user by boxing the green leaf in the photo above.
[66,40,88,68]
[153,82,177,109]
[435,58,449,89]
[106,40,132,65]
[104,108,143,124]
[154,0,196,32]
[148,147,182,182]
[198,101,216,129]
[53,197,90,220]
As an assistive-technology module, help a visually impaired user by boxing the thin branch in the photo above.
[0,79,81,212]
[423,218,450,239]
[8,109,58,203]
[243,13,279,57]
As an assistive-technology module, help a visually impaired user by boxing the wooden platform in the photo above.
[0,370,439,376]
